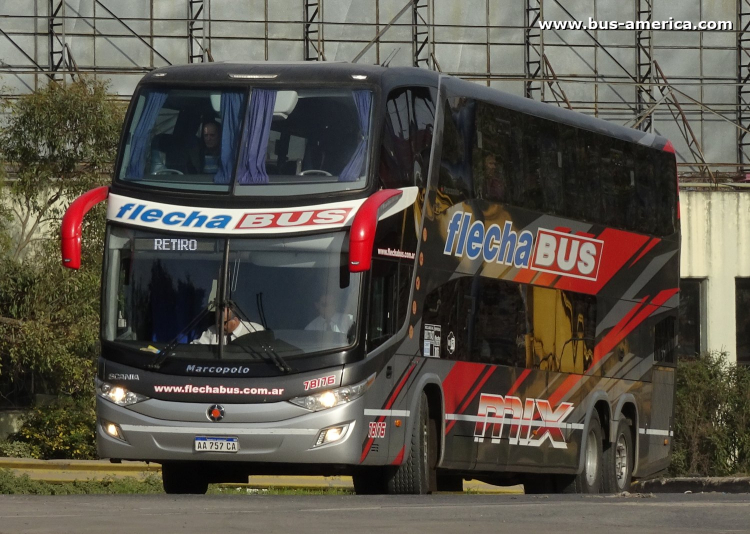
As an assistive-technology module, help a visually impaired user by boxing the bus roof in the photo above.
[141,62,670,152]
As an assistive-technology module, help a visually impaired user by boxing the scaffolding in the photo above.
[0,0,745,181]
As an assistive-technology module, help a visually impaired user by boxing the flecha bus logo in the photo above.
[443,211,603,281]
[530,229,604,281]
[235,209,352,229]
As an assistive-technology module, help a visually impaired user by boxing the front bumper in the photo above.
[97,396,366,464]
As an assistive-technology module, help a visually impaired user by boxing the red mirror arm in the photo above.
[349,189,403,272]
[61,186,109,269]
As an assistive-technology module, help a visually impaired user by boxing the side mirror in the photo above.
[348,189,403,272]
[61,186,109,269]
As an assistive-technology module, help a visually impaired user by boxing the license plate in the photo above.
[194,436,239,453]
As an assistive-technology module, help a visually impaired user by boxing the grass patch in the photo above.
[0,469,163,495]
[0,469,354,496]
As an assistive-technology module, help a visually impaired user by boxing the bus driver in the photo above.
[192,306,263,345]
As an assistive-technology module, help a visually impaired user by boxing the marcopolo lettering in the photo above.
[185,365,251,375]
[115,203,231,229]
[444,211,603,281]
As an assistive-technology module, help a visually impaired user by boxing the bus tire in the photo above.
[161,463,209,495]
[387,392,437,494]
[602,418,633,493]
[559,411,603,494]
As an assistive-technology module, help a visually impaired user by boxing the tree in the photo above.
[0,78,124,416]
[0,77,122,259]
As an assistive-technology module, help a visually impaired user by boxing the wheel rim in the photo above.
[585,428,599,487]
[615,434,628,489]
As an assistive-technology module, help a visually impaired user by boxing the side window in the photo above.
[473,102,511,203]
[367,207,418,351]
[526,286,596,373]
[654,153,677,236]
[539,122,563,214]
[437,98,472,201]
[380,87,436,189]
[422,278,471,361]
[471,279,528,367]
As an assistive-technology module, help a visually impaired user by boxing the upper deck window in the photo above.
[116,86,373,196]
[233,88,373,196]
[118,88,247,192]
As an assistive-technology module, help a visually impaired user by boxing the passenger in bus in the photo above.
[187,120,222,174]
[305,293,354,334]
[191,306,263,345]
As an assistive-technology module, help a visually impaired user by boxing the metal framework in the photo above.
[304,0,325,61]
[412,0,430,68]
[0,0,748,180]
[524,0,544,99]
[188,0,211,63]
[635,0,655,132]
[738,0,750,172]
[47,0,77,80]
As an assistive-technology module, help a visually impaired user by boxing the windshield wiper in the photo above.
[148,303,214,370]
[228,298,293,374]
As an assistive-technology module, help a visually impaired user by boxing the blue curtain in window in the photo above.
[339,90,372,182]
[125,90,168,179]
[237,89,277,185]
[214,92,244,185]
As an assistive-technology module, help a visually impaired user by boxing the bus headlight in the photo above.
[289,374,375,412]
[96,380,149,406]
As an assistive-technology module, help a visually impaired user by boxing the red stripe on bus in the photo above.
[384,363,417,410]
[391,446,405,465]
[446,366,496,434]
[443,362,488,435]
[554,229,649,294]
[507,369,531,396]
[594,288,678,365]
[360,363,417,464]
[629,237,661,268]
[546,289,676,409]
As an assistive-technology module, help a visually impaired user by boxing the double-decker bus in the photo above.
[62,62,679,495]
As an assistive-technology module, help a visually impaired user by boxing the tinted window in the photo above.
[678,278,703,359]
[367,207,418,350]
[736,278,750,365]
[380,87,436,189]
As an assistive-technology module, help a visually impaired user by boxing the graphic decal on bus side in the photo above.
[443,211,604,282]
[472,393,577,449]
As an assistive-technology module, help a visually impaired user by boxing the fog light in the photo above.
[314,424,349,447]
[102,421,124,441]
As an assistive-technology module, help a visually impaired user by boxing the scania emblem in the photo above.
[207,404,225,422]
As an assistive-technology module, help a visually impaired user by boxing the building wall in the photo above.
[680,190,750,363]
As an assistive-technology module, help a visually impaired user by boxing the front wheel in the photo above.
[161,463,209,494]
[387,392,437,494]
[602,418,633,493]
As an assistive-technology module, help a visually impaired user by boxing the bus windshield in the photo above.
[103,226,361,361]
[117,87,373,195]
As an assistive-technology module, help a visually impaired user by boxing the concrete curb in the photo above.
[631,477,750,494]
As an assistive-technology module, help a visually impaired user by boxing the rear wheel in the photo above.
[387,392,437,494]
[603,418,633,493]
[559,411,603,494]
[161,463,209,495]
